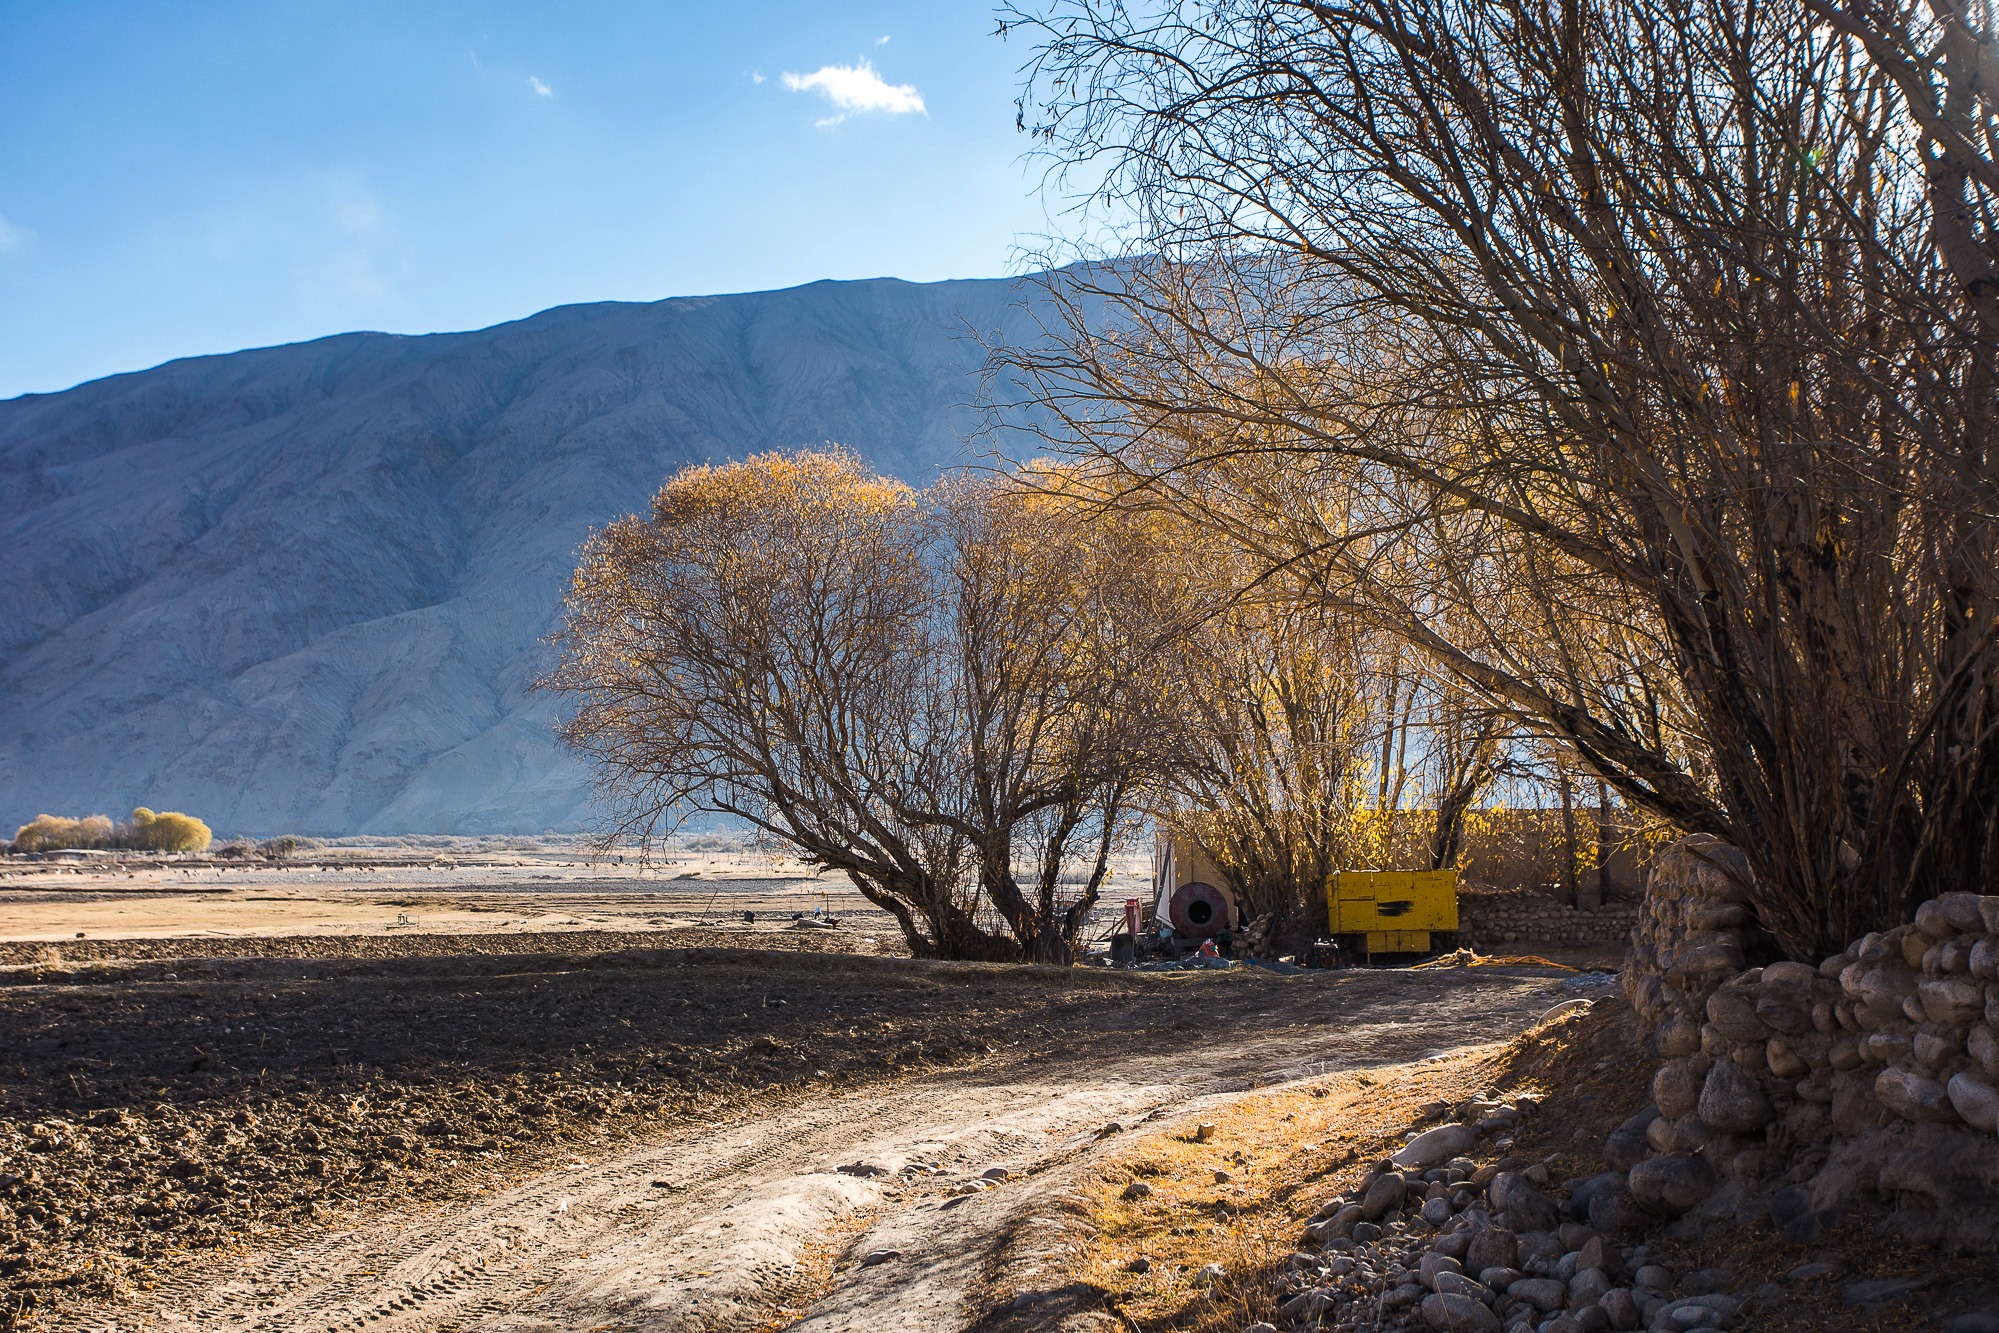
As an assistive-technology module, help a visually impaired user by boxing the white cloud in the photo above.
[528,75,553,97]
[876,34,891,45]
[0,213,34,254]
[751,70,766,84]
[780,60,924,126]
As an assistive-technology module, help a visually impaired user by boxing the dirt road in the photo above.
[89,966,1572,1333]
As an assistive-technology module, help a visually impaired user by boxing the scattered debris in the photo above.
[1412,947,1578,972]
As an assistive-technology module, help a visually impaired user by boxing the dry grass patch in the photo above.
[1072,997,1643,1332]
[1070,993,1999,1333]
[1077,1048,1507,1330]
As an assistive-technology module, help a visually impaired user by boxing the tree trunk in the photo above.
[1558,768,1579,907]
[1588,780,1612,911]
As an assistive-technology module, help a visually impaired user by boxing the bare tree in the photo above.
[545,450,1166,963]
[922,474,1177,962]
[996,0,1999,957]
[1151,564,1382,949]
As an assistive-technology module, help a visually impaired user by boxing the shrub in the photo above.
[120,807,213,854]
[257,835,317,860]
[11,814,114,853]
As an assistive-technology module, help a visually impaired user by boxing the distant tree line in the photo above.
[10,808,213,855]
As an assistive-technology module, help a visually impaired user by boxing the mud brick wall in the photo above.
[1456,889,1638,952]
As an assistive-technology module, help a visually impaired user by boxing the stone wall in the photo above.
[1456,890,1638,953]
[1617,835,1999,1248]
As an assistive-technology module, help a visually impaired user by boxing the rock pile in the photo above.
[1259,836,1999,1332]
[1266,1095,1748,1332]
[1458,892,1638,953]
[1621,836,1771,1040]
[1619,836,1999,1248]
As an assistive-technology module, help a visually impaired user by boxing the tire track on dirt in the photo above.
[93,968,1572,1333]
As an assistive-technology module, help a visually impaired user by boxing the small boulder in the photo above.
[1845,1277,1925,1306]
[1120,1181,1152,1201]
[1421,1292,1500,1331]
[1706,989,1769,1042]
[1843,960,1918,1025]
[1653,1059,1706,1120]
[1915,899,1957,939]
[1831,1071,1889,1135]
[1875,1067,1960,1123]
[1603,1126,1650,1171]
[1577,1234,1617,1276]
[1432,1271,1490,1301]
[1466,1226,1519,1273]
[1764,1037,1809,1079]
[1920,976,1986,1026]
[1361,1171,1407,1219]
[1599,1287,1641,1330]
[1627,1155,1716,1215]
[1434,1230,1473,1261]
[1589,1184,1644,1238]
[1947,1072,1999,1132]
[1657,1014,1703,1058]
[1972,939,1999,983]
[1569,1267,1612,1308]
[1507,1276,1568,1311]
[1698,1057,1773,1134]
[1512,1188,1562,1234]
[1394,1123,1480,1170]
[1939,893,1986,931]
[1565,1173,1622,1223]
[1419,1251,1464,1289]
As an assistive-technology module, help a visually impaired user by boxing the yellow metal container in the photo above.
[1327,869,1459,955]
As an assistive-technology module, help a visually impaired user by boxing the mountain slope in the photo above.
[0,275,1050,834]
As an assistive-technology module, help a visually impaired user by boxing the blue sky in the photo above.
[0,3,1054,398]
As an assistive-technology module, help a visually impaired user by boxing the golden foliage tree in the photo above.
[1000,0,1999,957]
[121,807,213,854]
[545,449,1171,963]
[10,809,210,854]
[10,814,114,853]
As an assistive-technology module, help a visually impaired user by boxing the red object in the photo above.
[1125,897,1141,940]
[1168,880,1229,938]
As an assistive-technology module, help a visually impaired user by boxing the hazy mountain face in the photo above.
[0,275,1051,834]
